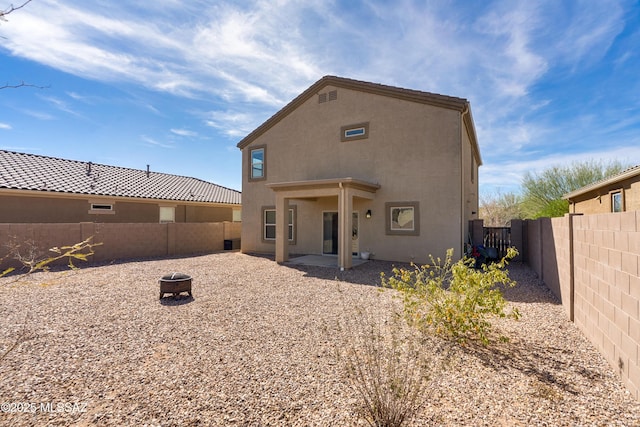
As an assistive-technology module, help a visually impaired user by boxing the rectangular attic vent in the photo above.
[318,90,337,103]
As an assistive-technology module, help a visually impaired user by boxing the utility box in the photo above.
[224,238,241,250]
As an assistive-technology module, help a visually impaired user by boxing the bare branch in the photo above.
[0,80,49,90]
[0,0,32,20]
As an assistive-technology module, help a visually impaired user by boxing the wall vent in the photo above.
[328,90,338,101]
[318,93,327,103]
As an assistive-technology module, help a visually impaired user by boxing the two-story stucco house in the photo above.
[237,76,481,269]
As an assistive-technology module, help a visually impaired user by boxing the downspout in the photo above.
[461,105,469,258]
[339,182,344,271]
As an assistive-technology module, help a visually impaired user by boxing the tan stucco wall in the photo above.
[0,194,237,223]
[241,85,479,264]
[569,177,640,214]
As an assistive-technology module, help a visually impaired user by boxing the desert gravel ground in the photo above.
[1,251,639,426]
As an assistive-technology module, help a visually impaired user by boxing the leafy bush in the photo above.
[382,247,520,345]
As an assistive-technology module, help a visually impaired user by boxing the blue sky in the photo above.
[1,0,639,196]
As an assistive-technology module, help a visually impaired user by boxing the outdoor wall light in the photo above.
[366,209,372,219]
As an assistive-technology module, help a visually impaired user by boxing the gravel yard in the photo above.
[1,252,639,426]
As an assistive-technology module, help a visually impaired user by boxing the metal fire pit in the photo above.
[159,273,192,299]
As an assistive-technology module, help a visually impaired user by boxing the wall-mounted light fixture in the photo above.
[366,209,372,219]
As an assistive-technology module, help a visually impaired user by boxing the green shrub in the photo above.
[382,247,520,345]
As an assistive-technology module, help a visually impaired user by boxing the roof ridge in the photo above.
[321,75,469,103]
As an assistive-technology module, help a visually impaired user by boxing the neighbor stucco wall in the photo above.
[241,85,476,264]
[570,177,640,214]
[0,194,236,223]
[0,221,241,272]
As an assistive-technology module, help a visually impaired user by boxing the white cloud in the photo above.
[140,135,173,149]
[204,110,263,138]
[0,123,12,130]
[18,109,54,121]
[170,128,198,137]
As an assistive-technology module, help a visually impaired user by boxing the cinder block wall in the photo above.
[525,212,639,400]
[0,222,241,273]
[572,212,639,400]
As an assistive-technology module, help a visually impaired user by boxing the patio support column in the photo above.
[338,184,353,270]
[275,193,289,263]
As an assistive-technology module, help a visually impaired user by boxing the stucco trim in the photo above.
[340,122,370,142]
[385,201,420,236]
[0,188,241,208]
[261,204,297,245]
[266,177,380,197]
[248,145,267,182]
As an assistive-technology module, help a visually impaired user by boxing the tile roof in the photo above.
[563,165,640,199]
[0,150,241,205]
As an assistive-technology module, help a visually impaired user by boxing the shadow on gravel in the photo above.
[159,295,195,306]
[498,262,562,305]
[284,260,403,288]
[244,252,401,287]
[457,337,603,396]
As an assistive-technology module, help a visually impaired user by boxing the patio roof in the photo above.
[266,177,380,270]
[266,177,380,199]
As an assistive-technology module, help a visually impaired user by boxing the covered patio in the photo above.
[266,177,380,270]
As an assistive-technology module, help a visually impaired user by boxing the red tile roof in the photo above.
[0,150,241,205]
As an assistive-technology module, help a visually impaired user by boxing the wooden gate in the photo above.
[483,227,511,259]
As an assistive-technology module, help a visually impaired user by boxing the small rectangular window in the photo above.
[611,191,623,212]
[250,146,266,180]
[345,127,366,138]
[91,204,112,210]
[88,202,115,215]
[341,122,370,142]
[159,206,175,223]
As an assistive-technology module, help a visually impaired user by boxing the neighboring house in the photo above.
[0,150,241,223]
[564,165,640,214]
[237,76,481,269]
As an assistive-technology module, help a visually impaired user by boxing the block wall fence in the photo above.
[473,212,640,400]
[0,221,241,272]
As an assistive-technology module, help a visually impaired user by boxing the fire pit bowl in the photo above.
[159,273,192,299]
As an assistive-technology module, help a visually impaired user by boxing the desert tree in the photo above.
[479,191,524,227]
[520,159,630,219]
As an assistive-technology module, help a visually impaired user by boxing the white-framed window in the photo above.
[262,206,295,243]
[341,122,370,142]
[250,146,266,180]
[159,206,176,223]
[611,191,623,213]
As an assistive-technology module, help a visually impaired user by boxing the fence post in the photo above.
[471,219,484,246]
[567,213,582,322]
[510,219,523,262]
